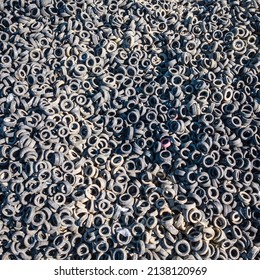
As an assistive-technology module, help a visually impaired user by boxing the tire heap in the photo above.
[0,0,259,260]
